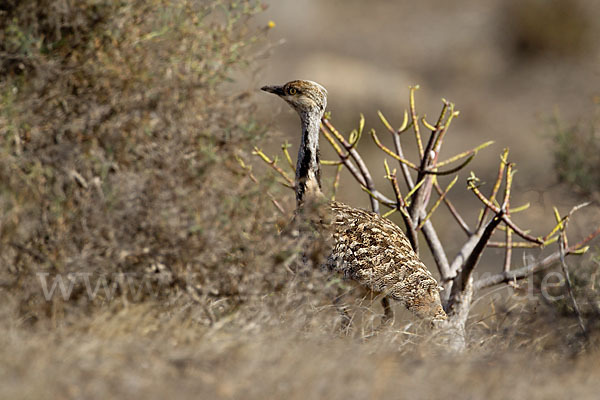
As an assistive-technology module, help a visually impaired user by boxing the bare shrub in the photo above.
[255,85,600,349]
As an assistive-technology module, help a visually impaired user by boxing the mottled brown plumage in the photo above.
[261,80,446,324]
[327,201,445,321]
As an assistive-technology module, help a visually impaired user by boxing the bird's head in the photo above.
[261,80,328,115]
[409,281,448,326]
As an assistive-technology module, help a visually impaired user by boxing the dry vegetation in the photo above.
[502,0,591,59]
[552,105,600,200]
[0,1,599,399]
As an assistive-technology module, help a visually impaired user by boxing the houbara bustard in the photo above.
[261,80,447,326]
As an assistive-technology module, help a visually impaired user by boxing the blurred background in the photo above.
[249,0,600,262]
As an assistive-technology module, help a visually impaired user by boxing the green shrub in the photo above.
[552,106,600,197]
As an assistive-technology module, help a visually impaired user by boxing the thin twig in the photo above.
[435,141,494,168]
[424,154,476,175]
[332,164,342,201]
[322,118,380,213]
[477,148,508,231]
[503,226,513,273]
[253,147,294,188]
[281,141,295,172]
[417,175,458,230]
[431,100,458,153]
[391,127,415,190]
[433,180,471,235]
[474,252,560,290]
[421,218,451,281]
[321,125,366,186]
[236,155,286,214]
[370,129,418,170]
[321,123,347,156]
[384,107,450,279]
[384,160,418,252]
[455,211,504,290]
[409,85,424,158]
[468,179,544,244]
[409,101,456,228]
[555,205,588,337]
[488,240,543,248]
[378,109,410,135]
[559,233,587,337]
[502,163,514,272]
[474,230,599,290]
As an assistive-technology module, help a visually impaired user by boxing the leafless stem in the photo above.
[385,107,452,280]
[468,180,544,245]
[559,233,587,337]
[331,164,343,201]
[424,155,477,176]
[474,252,560,290]
[421,219,451,280]
[409,85,424,158]
[322,119,380,213]
[385,165,418,252]
[253,147,294,188]
[502,163,514,272]
[488,241,546,248]
[409,102,455,227]
[281,141,295,172]
[433,180,471,235]
[474,230,600,290]
[454,212,504,291]
[477,149,508,231]
[391,129,415,190]
[503,227,513,273]
[417,176,458,230]
[556,204,588,336]
[370,129,418,170]
[237,155,286,214]
[435,141,494,168]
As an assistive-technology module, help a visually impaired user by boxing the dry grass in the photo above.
[1,296,599,400]
[0,1,599,398]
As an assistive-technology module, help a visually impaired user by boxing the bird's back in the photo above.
[325,201,446,321]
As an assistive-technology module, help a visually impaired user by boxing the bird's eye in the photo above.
[288,87,297,95]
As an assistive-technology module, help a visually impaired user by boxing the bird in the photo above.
[261,80,447,326]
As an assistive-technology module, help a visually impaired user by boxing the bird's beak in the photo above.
[261,85,285,96]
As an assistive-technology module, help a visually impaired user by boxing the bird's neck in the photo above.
[296,109,323,206]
